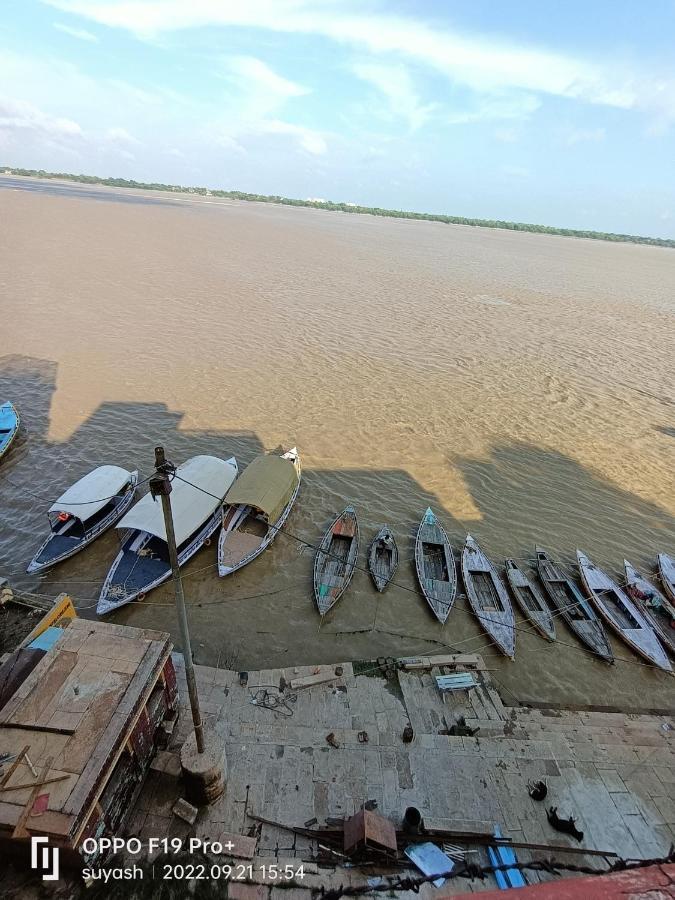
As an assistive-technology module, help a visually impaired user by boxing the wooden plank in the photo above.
[12,756,52,838]
[70,645,171,844]
[76,633,148,663]
[290,671,339,690]
[64,639,168,817]
[0,745,30,788]
[400,654,480,670]
[57,673,128,775]
[0,802,73,835]
[0,774,70,793]
[0,651,78,726]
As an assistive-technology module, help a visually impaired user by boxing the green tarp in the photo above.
[224,454,298,524]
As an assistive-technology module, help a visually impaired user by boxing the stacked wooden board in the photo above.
[0,615,177,853]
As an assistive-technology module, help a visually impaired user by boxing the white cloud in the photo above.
[351,62,436,131]
[447,93,541,125]
[212,56,324,156]
[495,127,518,143]
[217,55,309,124]
[242,119,327,155]
[44,0,675,125]
[0,96,83,137]
[105,125,141,145]
[223,56,308,102]
[565,127,606,145]
[214,133,246,155]
[53,21,98,42]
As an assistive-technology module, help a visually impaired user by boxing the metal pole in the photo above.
[152,446,205,754]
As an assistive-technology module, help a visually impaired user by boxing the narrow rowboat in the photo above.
[462,535,515,659]
[505,558,555,642]
[27,466,138,574]
[414,508,456,624]
[0,402,19,460]
[218,447,301,577]
[658,553,675,605]
[624,561,675,658]
[97,455,238,615]
[368,525,398,592]
[314,506,359,616]
[577,551,671,673]
[536,547,613,663]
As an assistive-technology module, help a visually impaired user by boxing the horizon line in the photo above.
[2,165,673,249]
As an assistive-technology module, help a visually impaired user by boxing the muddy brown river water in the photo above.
[1,177,674,711]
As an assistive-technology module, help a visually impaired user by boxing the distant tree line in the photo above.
[4,166,674,248]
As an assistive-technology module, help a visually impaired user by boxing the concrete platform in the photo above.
[129,653,675,897]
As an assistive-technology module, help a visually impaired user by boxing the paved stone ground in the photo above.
[128,653,675,898]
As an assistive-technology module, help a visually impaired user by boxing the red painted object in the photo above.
[441,863,675,898]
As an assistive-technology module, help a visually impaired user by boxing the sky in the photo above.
[1,1,675,237]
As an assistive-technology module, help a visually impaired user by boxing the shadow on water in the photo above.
[0,177,186,208]
[451,443,675,572]
[1,354,674,712]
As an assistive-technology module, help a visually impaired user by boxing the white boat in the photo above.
[577,551,671,673]
[658,553,675,605]
[624,561,675,658]
[27,465,138,573]
[97,455,238,614]
[218,448,301,577]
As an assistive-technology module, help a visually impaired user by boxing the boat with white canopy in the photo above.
[27,465,138,573]
[97,454,238,614]
[218,447,301,577]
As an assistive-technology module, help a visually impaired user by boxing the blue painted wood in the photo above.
[404,842,454,888]
[489,826,526,889]
[435,674,478,692]
[27,626,65,651]
[0,401,19,460]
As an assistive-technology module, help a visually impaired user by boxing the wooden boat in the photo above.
[462,535,515,659]
[27,465,139,574]
[314,506,359,616]
[218,448,301,576]
[97,455,238,614]
[414,508,456,624]
[505,558,555,642]
[368,525,398,592]
[657,553,675,605]
[624,561,675,658]
[0,402,19,460]
[535,547,613,663]
[577,550,671,673]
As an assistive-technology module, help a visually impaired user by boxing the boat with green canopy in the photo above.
[218,447,301,576]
